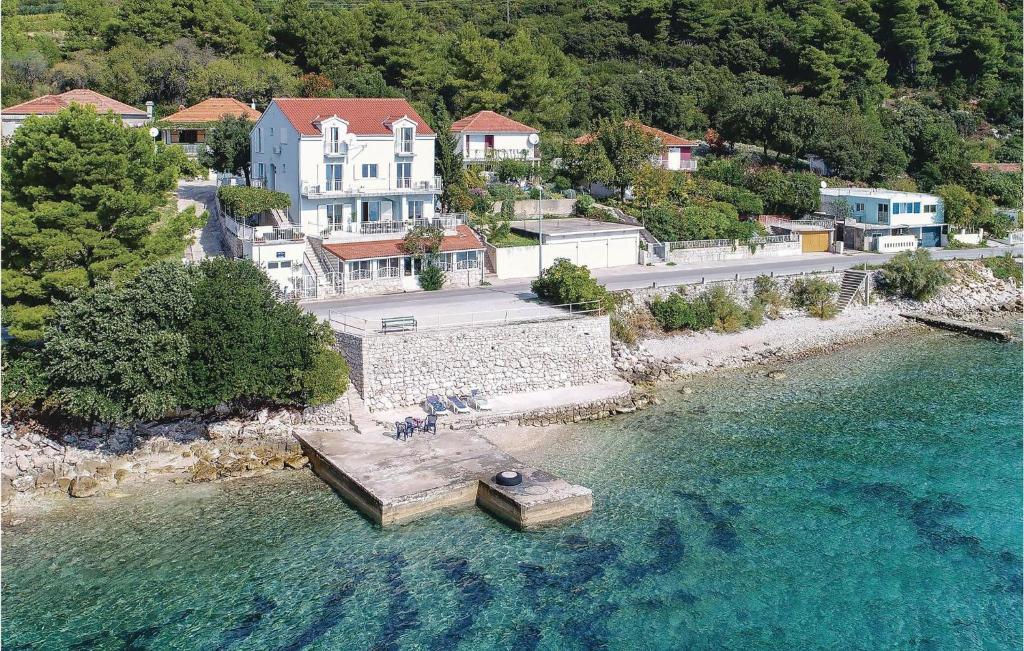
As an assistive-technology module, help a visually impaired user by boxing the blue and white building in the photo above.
[820,187,946,253]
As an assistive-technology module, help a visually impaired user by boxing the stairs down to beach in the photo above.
[837,269,870,311]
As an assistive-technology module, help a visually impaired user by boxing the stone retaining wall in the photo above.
[335,315,615,411]
[666,240,801,264]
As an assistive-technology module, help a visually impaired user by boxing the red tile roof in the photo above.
[162,98,261,124]
[450,110,538,134]
[272,98,435,137]
[323,225,483,261]
[971,162,1022,173]
[574,120,697,147]
[4,89,147,117]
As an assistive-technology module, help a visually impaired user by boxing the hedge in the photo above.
[218,185,291,219]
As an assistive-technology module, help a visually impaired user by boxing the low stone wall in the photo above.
[335,315,615,411]
[666,240,801,264]
[491,198,576,216]
[619,271,852,310]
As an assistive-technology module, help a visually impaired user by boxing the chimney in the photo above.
[145,100,154,120]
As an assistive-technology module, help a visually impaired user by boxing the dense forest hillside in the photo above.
[3,0,1022,186]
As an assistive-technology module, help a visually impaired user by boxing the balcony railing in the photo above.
[455,259,480,270]
[465,148,539,161]
[320,214,467,239]
[348,268,372,281]
[377,266,402,278]
[302,175,442,197]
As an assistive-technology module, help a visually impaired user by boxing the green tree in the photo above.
[788,277,840,319]
[592,119,661,200]
[43,261,194,423]
[935,184,996,231]
[185,258,347,408]
[531,258,610,309]
[878,249,949,300]
[434,106,466,213]
[1,104,198,341]
[198,115,255,184]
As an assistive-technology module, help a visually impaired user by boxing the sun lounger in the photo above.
[424,395,449,415]
[447,395,470,414]
[468,389,492,411]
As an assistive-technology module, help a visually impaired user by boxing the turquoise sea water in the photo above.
[3,332,1022,650]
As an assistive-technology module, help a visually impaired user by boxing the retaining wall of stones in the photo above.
[335,315,615,411]
[665,240,801,264]
[618,271,854,311]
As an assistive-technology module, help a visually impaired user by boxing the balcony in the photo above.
[464,148,539,162]
[302,176,443,198]
[320,214,468,241]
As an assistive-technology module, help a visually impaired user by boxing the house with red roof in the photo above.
[2,89,151,137]
[158,98,261,158]
[574,120,698,172]
[244,98,482,296]
[450,110,540,166]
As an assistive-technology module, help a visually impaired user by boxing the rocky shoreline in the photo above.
[3,260,1018,517]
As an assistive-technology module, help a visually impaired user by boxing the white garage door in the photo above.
[578,240,608,269]
[607,235,639,267]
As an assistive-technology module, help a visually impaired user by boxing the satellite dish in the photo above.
[527,133,540,145]
[820,180,827,189]
[148,127,160,138]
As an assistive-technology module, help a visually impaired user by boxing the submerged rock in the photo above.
[190,461,218,483]
[285,455,309,470]
[767,370,787,380]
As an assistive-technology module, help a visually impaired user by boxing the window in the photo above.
[280,260,292,268]
[269,127,274,136]
[361,201,380,222]
[924,204,937,213]
[326,204,345,228]
[257,163,265,180]
[327,126,341,154]
[267,261,279,269]
[349,260,372,280]
[913,202,921,213]
[455,250,479,269]
[408,200,424,219]
[397,162,412,188]
[904,202,913,213]
[854,202,865,212]
[398,126,414,154]
[877,204,890,224]
[361,163,378,178]
[892,203,901,215]
[377,257,401,278]
[326,164,344,191]
[255,128,262,153]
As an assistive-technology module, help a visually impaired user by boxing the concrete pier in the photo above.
[901,312,1014,342]
[295,427,592,529]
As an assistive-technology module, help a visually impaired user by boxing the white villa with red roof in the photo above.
[574,120,697,172]
[246,98,482,296]
[2,89,152,137]
[450,110,540,165]
[159,98,262,158]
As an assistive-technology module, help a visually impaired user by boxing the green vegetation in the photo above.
[650,286,761,333]
[488,232,538,248]
[417,264,445,291]
[935,184,1015,238]
[752,275,787,319]
[982,254,1023,284]
[1,104,201,341]
[217,185,291,220]
[531,259,610,309]
[789,277,840,319]
[14,259,347,423]
[197,115,256,183]
[878,250,950,300]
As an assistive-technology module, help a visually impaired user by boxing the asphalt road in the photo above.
[303,245,1022,323]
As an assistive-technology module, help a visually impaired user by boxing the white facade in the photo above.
[457,132,539,163]
[250,101,440,241]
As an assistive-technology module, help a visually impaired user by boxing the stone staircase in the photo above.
[596,203,666,262]
[837,269,870,311]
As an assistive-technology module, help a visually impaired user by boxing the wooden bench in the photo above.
[382,316,417,333]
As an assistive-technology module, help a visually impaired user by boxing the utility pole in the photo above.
[537,177,544,278]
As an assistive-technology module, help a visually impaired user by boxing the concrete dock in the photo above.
[294,427,592,529]
[901,311,1014,342]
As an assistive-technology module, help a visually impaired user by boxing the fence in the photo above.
[328,300,604,335]
[1008,230,1024,244]
[666,234,799,250]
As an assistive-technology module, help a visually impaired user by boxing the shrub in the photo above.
[496,159,532,183]
[650,292,697,330]
[575,193,595,216]
[531,259,610,309]
[217,185,291,220]
[696,286,747,332]
[418,264,445,291]
[878,250,950,300]
[1,348,49,413]
[789,277,839,319]
[36,259,350,423]
[982,254,1022,284]
[651,286,755,332]
[752,274,786,318]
